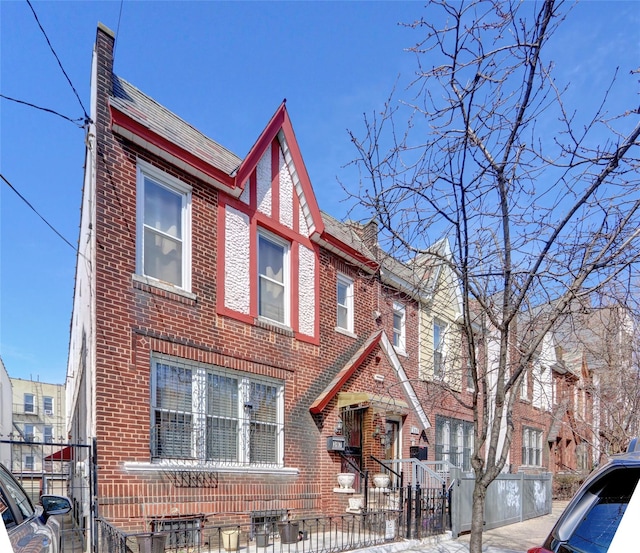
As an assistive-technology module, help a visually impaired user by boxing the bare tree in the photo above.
[346,1,640,550]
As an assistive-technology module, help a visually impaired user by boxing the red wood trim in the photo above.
[290,241,300,332]
[217,200,227,313]
[235,105,286,190]
[110,106,236,189]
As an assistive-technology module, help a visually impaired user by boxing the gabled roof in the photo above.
[309,330,430,430]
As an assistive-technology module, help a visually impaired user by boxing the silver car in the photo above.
[0,462,71,553]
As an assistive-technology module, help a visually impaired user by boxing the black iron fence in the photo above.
[95,482,449,553]
[2,438,97,553]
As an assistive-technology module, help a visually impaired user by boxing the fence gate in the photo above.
[1,438,97,553]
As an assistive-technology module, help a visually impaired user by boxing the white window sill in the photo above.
[123,461,299,476]
[393,346,408,358]
[132,273,196,301]
[335,327,357,339]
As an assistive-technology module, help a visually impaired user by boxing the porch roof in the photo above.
[309,331,431,430]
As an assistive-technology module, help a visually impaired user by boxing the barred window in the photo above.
[151,354,284,467]
[522,426,543,466]
[435,415,473,471]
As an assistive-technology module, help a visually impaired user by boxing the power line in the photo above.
[0,172,78,254]
[25,0,90,123]
[0,94,85,127]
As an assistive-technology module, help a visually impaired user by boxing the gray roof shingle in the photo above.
[111,75,242,176]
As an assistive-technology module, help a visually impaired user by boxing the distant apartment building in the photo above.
[9,376,66,474]
[0,358,11,467]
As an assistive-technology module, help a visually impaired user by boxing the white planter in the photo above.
[348,497,364,510]
[372,473,390,488]
[337,472,355,489]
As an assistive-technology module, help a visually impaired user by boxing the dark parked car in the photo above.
[528,438,640,553]
[0,462,72,553]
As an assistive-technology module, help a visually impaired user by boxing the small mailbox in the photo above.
[409,446,428,460]
[326,436,346,451]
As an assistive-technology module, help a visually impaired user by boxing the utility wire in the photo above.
[0,94,85,127]
[0,172,78,254]
[25,0,90,123]
[114,0,125,61]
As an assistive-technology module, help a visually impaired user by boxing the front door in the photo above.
[341,408,364,491]
[385,419,401,485]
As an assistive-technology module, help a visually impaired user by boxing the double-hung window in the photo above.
[258,231,289,325]
[336,274,354,333]
[24,424,35,442]
[24,394,34,414]
[522,426,543,466]
[435,415,473,471]
[392,302,406,352]
[151,354,284,467]
[43,396,54,416]
[137,161,191,290]
[44,426,53,444]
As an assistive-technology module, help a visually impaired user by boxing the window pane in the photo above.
[258,235,286,323]
[143,178,184,286]
[206,373,239,461]
[154,411,192,459]
[153,363,193,459]
[24,394,34,413]
[258,237,284,282]
[249,382,279,464]
[337,280,351,330]
[337,305,348,329]
[337,281,348,306]
[144,228,182,286]
[156,364,192,411]
[206,417,238,461]
[145,179,182,238]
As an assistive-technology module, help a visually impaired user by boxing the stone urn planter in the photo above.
[222,529,240,551]
[336,472,356,490]
[372,473,391,488]
[277,521,300,544]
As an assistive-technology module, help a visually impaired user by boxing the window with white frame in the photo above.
[151,354,284,467]
[44,426,53,444]
[522,426,543,466]
[24,424,35,442]
[392,302,406,351]
[336,274,354,332]
[24,455,34,470]
[24,394,34,414]
[43,396,54,415]
[433,319,445,378]
[435,415,473,471]
[137,161,191,290]
[258,231,289,325]
[520,368,529,400]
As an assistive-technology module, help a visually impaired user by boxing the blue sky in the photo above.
[0,1,638,384]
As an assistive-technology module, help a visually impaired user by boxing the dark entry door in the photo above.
[341,407,364,491]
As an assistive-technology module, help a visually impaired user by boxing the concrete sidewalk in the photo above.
[451,501,568,552]
[351,501,568,553]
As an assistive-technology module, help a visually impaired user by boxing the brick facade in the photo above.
[67,23,594,532]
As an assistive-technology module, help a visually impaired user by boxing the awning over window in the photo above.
[337,392,410,416]
[309,330,430,430]
[44,446,74,462]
